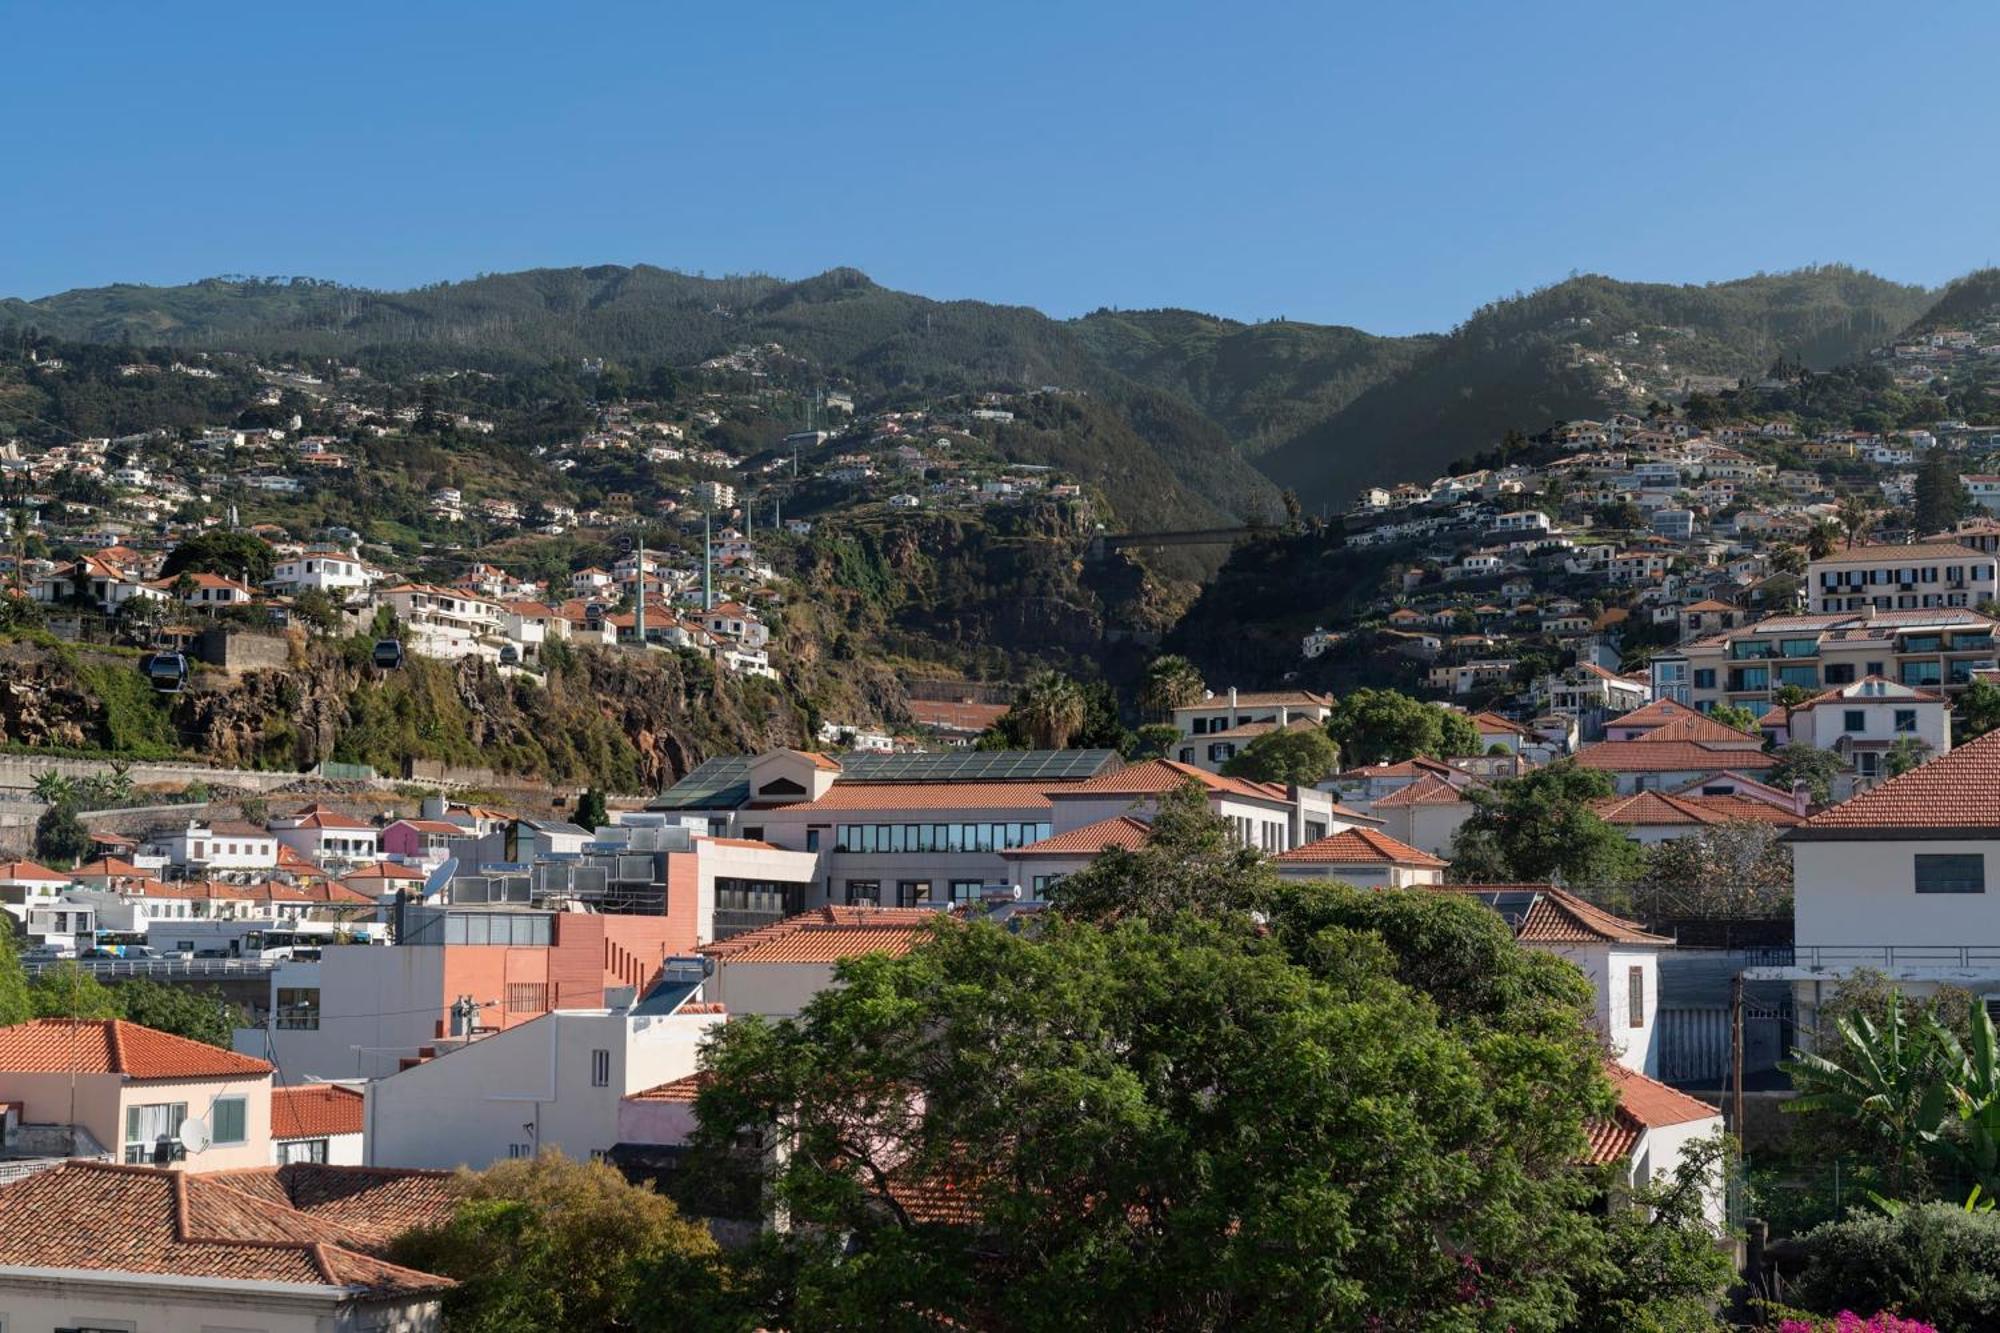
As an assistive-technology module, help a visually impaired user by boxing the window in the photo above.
[508,1142,532,1158]
[1693,668,1716,690]
[280,1137,330,1164]
[1031,874,1064,894]
[1777,664,1818,688]
[843,880,881,905]
[124,1101,188,1163]
[591,1049,611,1087]
[1843,710,1867,734]
[507,982,547,1014]
[211,1096,247,1145]
[805,829,820,852]
[1866,661,1886,677]
[741,826,764,842]
[949,880,983,904]
[1628,966,1645,1028]
[1901,661,1942,687]
[1895,709,1918,734]
[1824,663,1856,685]
[1916,854,1985,894]
[276,986,319,1030]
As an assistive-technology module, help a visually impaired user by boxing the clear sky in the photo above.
[5,1,1996,334]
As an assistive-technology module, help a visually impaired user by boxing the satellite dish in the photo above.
[179,1117,211,1154]
[423,856,459,902]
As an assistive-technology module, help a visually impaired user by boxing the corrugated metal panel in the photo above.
[1659,1008,1732,1084]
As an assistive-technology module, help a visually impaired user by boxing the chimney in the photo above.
[1791,780,1811,816]
[1228,686,1239,709]
[1859,603,1875,621]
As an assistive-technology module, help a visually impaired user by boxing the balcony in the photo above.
[1753,945,2000,974]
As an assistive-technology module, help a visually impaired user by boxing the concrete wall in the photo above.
[236,952,447,1084]
[711,960,838,1019]
[119,1073,274,1172]
[196,627,294,671]
[365,1009,719,1170]
[1794,837,2000,954]
[0,755,327,793]
[1546,943,1659,1077]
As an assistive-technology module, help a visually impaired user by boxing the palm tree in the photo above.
[1138,654,1206,721]
[1805,519,1841,561]
[1018,671,1087,750]
[1782,997,1951,1199]
[1837,494,1874,550]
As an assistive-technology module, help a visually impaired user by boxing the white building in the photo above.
[364,1002,723,1170]
[1761,676,1951,784]
[147,821,279,877]
[1807,541,1999,615]
[271,1083,366,1165]
[269,546,371,596]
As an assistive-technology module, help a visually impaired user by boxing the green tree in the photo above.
[1837,493,1875,549]
[116,980,243,1048]
[1782,996,1951,1199]
[573,787,608,831]
[1568,1131,1739,1333]
[1961,677,2000,740]
[1325,688,1478,767]
[387,1151,725,1333]
[33,803,90,867]
[1635,821,1793,920]
[1048,781,1274,924]
[29,962,122,1020]
[1885,734,1930,779]
[1915,447,1971,535]
[1136,653,1205,720]
[1448,761,1645,886]
[1708,701,1761,733]
[1770,741,1847,805]
[692,906,1621,1330]
[1014,670,1087,750]
[1219,726,1341,786]
[159,530,275,585]
[29,770,73,805]
[1805,519,1842,560]
[0,927,33,1027]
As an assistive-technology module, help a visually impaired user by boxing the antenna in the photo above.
[179,1116,212,1154]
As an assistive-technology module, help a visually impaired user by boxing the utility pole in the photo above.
[1730,972,1746,1139]
[634,534,646,644]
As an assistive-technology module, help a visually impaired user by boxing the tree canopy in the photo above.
[1448,762,1645,887]
[1218,725,1341,786]
[157,529,276,585]
[1324,688,1480,767]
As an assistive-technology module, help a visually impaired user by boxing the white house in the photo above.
[1760,676,1951,783]
[1271,827,1448,888]
[147,821,280,876]
[271,1083,366,1165]
[364,1001,723,1170]
[269,545,371,595]
[1754,726,2000,1036]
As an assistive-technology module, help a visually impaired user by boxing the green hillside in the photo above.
[1256,267,1931,507]
[1905,268,2000,334]
[1070,308,1435,456]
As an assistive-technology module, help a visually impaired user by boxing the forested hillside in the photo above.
[2,262,1938,518]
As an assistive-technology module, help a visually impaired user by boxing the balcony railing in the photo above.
[22,958,277,979]
[1761,945,2000,972]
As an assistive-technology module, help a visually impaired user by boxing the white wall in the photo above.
[1793,837,2000,959]
[0,1269,440,1331]
[1546,943,1659,1077]
[710,961,838,1019]
[235,950,446,1084]
[1631,1114,1728,1229]
[365,1009,719,1170]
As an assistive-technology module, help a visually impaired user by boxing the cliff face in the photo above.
[0,637,813,792]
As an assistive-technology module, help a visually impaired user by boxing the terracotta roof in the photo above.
[1444,884,1671,945]
[0,859,69,883]
[1181,690,1331,709]
[1275,828,1446,868]
[1371,774,1475,808]
[1783,675,1947,710]
[1001,815,1153,857]
[1628,712,1764,746]
[342,860,427,881]
[287,811,374,831]
[1591,791,1801,828]
[0,1162,451,1296]
[272,1084,365,1139]
[70,857,144,878]
[1056,758,1288,804]
[1584,1065,1721,1166]
[1335,756,1457,781]
[1793,724,2000,838]
[1471,711,1532,737]
[0,1019,271,1080]
[1810,540,1989,564]
[388,819,463,835]
[702,905,944,963]
[627,1072,709,1103]
[195,1163,455,1252]
[1573,740,1776,773]
[769,781,1054,813]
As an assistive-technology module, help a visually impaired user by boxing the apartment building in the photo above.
[1662,607,1999,712]
[1806,540,1997,615]
[373,581,505,660]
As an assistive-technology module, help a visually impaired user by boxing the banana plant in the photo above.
[1926,1001,2000,1196]
[1782,998,1952,1200]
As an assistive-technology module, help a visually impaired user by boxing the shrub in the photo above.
[1789,1204,2000,1332]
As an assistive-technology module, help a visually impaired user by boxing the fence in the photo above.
[22,958,278,979]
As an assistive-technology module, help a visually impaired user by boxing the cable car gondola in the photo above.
[371,639,405,670]
[142,651,189,695]
[498,644,521,667]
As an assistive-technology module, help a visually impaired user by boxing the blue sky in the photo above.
[5,1,1996,333]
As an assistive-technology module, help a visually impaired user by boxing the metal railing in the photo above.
[22,958,278,979]
[1763,945,2000,972]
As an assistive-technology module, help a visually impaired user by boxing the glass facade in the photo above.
[834,822,1051,853]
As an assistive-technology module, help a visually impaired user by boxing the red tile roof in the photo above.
[187,1163,455,1253]
[770,781,1055,813]
[1471,711,1533,737]
[272,1084,365,1139]
[1335,756,1457,781]
[1627,712,1764,746]
[627,1072,709,1103]
[343,860,427,881]
[1606,697,1706,731]
[1057,758,1288,803]
[1443,884,1671,945]
[0,1019,271,1080]
[1812,539,1988,564]
[1584,1065,1721,1166]
[701,906,945,964]
[1793,724,2000,838]
[1371,774,1475,808]
[1591,791,1802,828]
[0,860,69,883]
[1573,740,1776,773]
[1001,815,1152,857]
[1275,828,1446,868]
[0,1163,451,1295]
